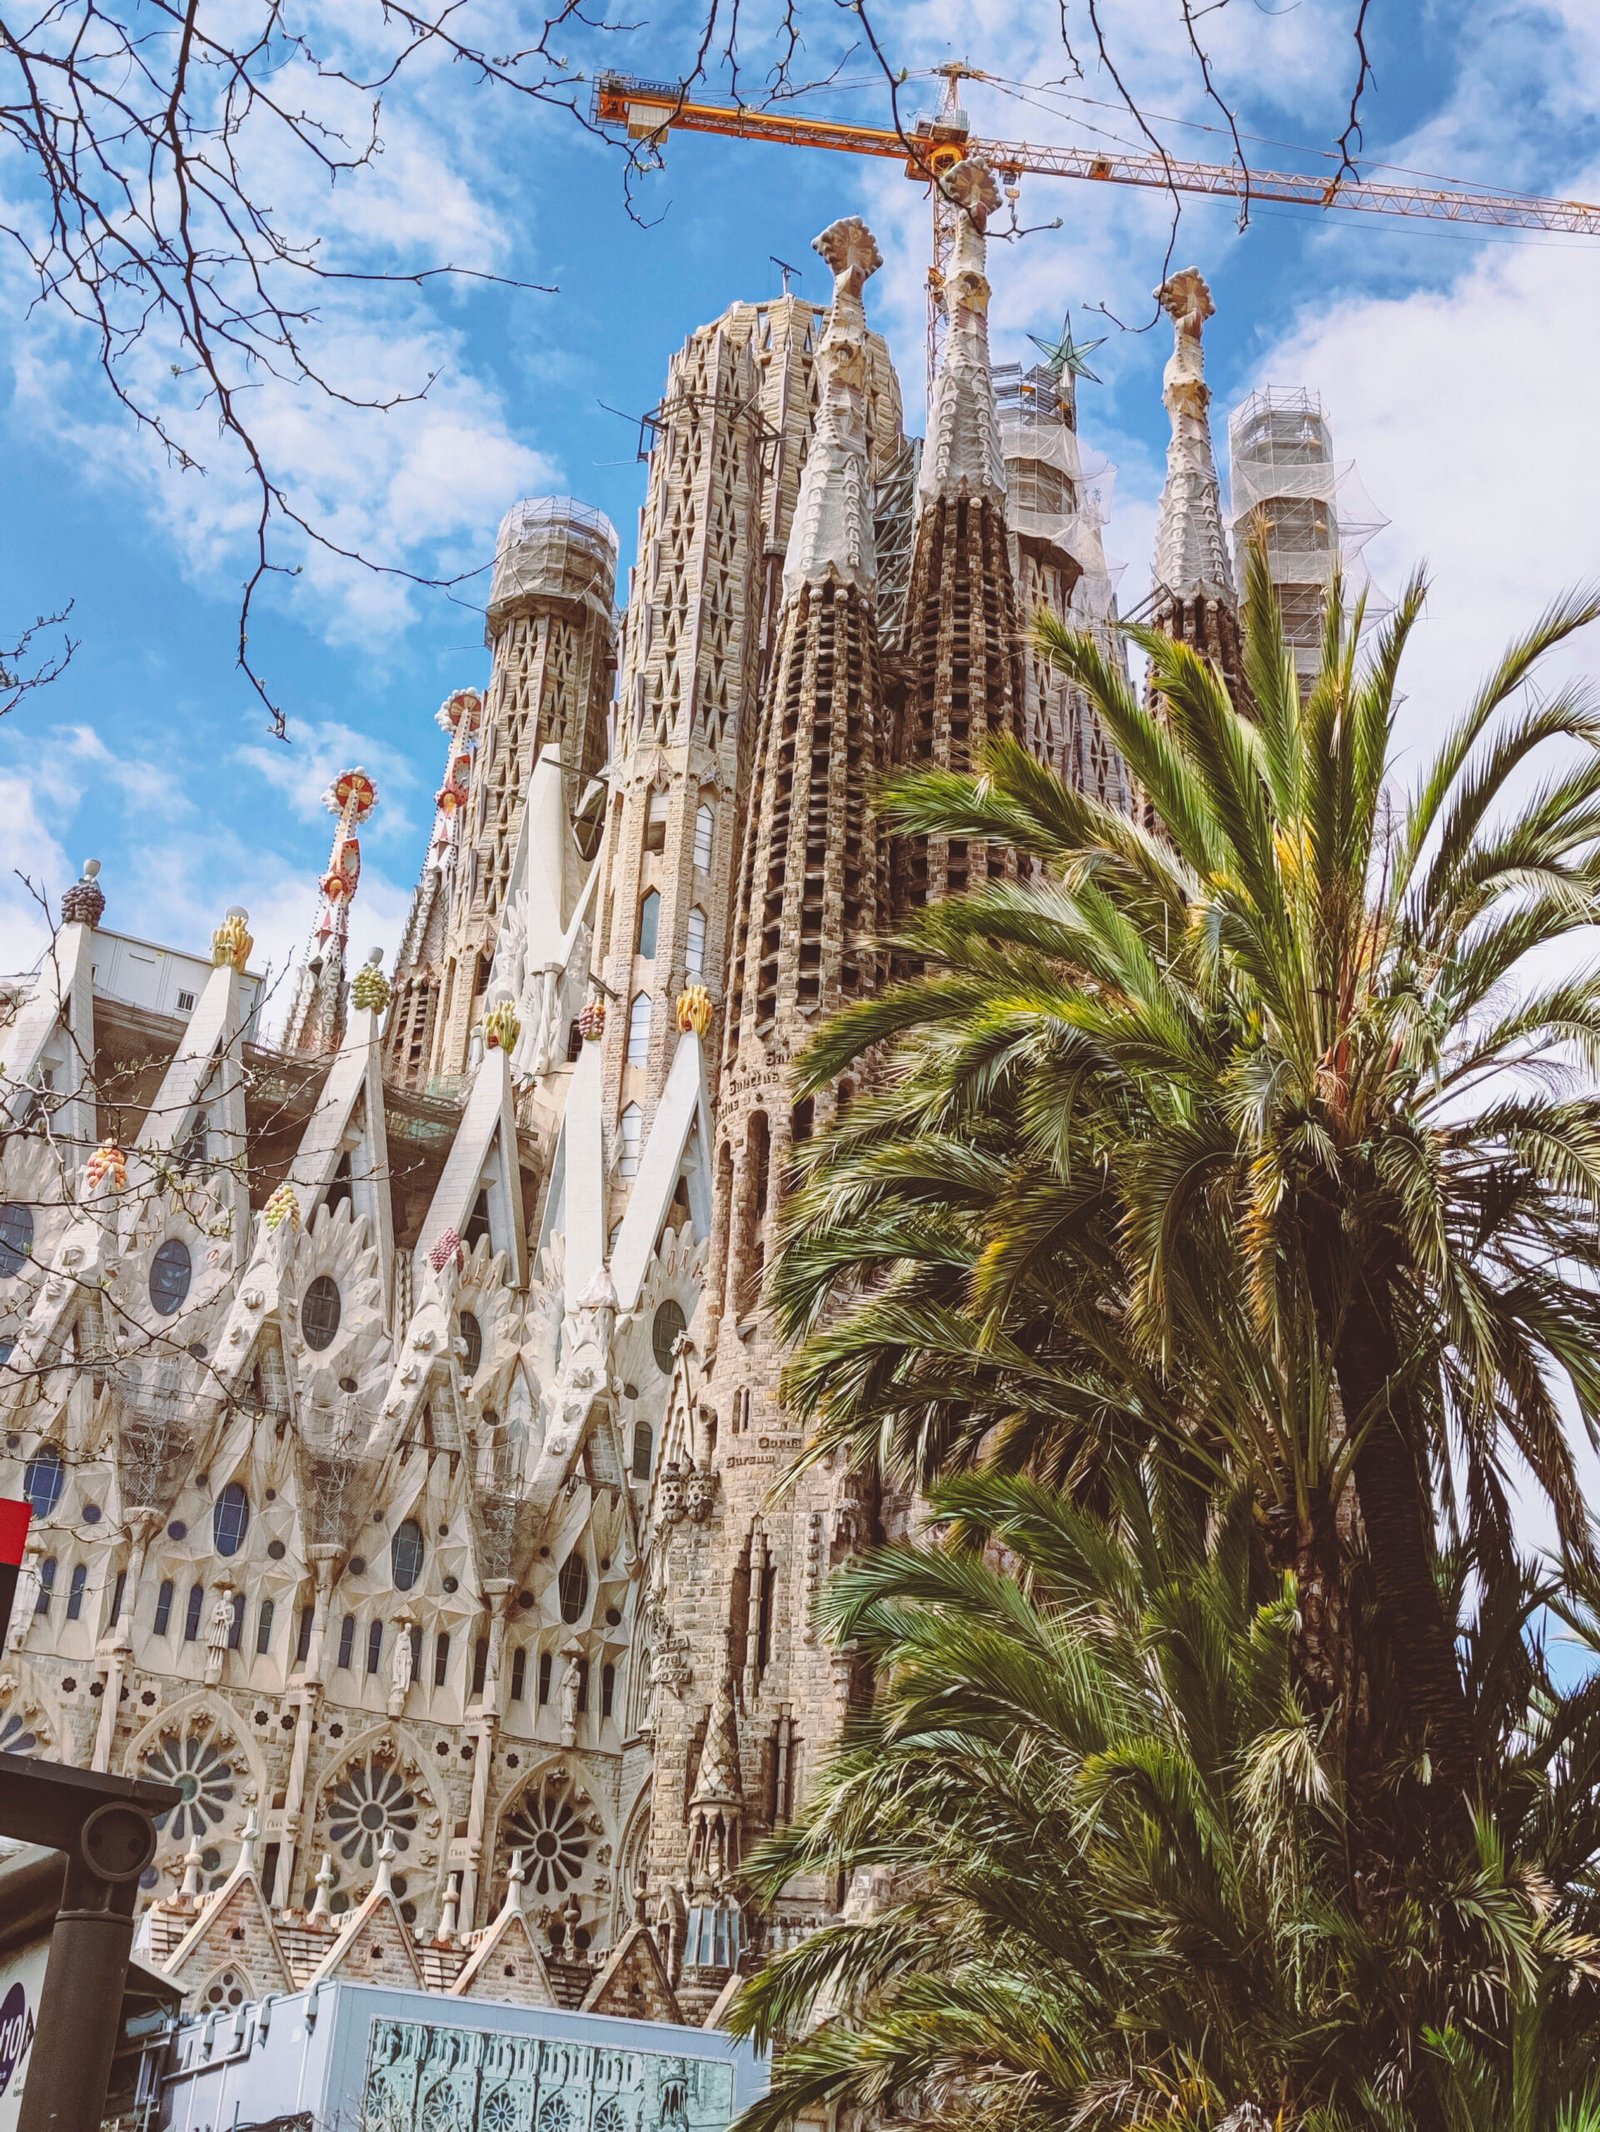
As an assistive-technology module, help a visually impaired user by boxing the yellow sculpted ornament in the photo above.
[676,985,713,1037]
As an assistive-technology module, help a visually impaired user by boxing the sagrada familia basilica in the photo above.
[0,160,1368,2025]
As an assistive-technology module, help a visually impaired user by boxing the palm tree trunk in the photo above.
[1334,1279,1471,1800]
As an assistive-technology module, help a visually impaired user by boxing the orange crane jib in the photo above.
[591,73,1600,237]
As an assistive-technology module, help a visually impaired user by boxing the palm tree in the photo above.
[726,1467,1600,2132]
[775,555,1600,1793]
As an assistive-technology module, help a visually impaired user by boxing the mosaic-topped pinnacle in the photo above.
[1150,264,1234,605]
[813,215,881,299]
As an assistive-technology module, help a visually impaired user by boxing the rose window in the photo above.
[326,1755,418,1869]
[420,2086,463,2132]
[594,2101,627,2132]
[143,1728,237,1840]
[482,2090,521,2132]
[502,1772,592,1897]
[538,2099,573,2132]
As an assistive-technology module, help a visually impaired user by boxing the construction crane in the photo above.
[593,64,1600,394]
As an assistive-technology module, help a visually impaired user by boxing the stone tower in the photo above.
[894,158,1025,919]
[429,499,618,1088]
[642,217,894,2008]
[591,296,901,1206]
[1148,268,1242,688]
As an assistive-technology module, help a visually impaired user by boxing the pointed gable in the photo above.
[451,1906,558,2007]
[581,1922,683,2025]
[304,1886,424,1991]
[161,1834,293,2000]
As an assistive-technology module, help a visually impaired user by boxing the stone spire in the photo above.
[382,689,481,1093]
[919,160,1007,506]
[1148,268,1243,686]
[282,768,378,1058]
[895,156,1025,921]
[782,218,882,598]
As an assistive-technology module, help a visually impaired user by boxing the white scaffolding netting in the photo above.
[1227,389,1388,671]
[488,496,619,630]
[996,363,1125,624]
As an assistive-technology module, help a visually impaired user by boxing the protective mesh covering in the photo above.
[996,364,1124,621]
[487,496,619,630]
[1227,389,1387,675]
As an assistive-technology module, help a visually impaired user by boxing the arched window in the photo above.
[601,1663,616,1719]
[618,1103,644,1182]
[149,1238,192,1316]
[0,1203,34,1278]
[184,1583,205,1642]
[458,1312,483,1378]
[296,1605,315,1664]
[626,992,652,1068]
[22,1445,63,1520]
[391,1519,424,1593]
[630,1418,653,1482]
[575,1660,590,1714]
[228,1592,246,1649]
[302,1276,341,1351]
[510,1647,527,1701]
[685,907,707,979]
[34,1558,55,1615]
[538,1651,553,1705]
[433,1631,450,1688]
[256,1598,276,1655]
[645,788,669,853]
[336,1614,356,1669]
[65,1562,87,1620]
[694,803,715,872]
[154,1579,174,1635]
[637,891,661,960]
[558,1551,589,1625]
[471,1636,489,1698]
[366,1619,384,1674]
[213,1483,249,1558]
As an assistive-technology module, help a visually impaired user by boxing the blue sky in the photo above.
[3,0,1599,1024]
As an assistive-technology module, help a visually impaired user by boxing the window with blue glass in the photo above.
[148,1237,192,1316]
[0,1204,34,1278]
[213,1482,249,1558]
[390,1519,424,1593]
[34,1558,55,1615]
[22,1445,63,1520]
[66,1563,86,1620]
[337,1614,356,1668]
[184,1583,205,1641]
[153,1579,174,1635]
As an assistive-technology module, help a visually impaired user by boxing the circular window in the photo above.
[0,1205,34,1279]
[502,1772,593,1896]
[149,1238,192,1316]
[213,1482,249,1558]
[22,1445,63,1520]
[391,1520,424,1593]
[143,1729,236,1840]
[302,1276,342,1351]
[459,1311,483,1377]
[326,1755,417,1869]
[651,1299,687,1374]
[557,1551,589,1625]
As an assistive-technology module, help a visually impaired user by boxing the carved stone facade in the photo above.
[0,210,1260,2021]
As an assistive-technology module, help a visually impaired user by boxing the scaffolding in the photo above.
[871,436,922,649]
[995,362,1123,624]
[1227,389,1386,677]
[487,496,620,633]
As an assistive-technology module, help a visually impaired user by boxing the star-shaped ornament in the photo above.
[1028,315,1106,387]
